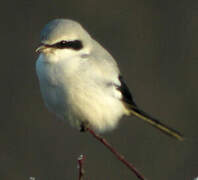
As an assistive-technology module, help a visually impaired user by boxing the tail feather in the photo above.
[129,106,184,141]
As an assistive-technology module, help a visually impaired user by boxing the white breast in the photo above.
[36,53,126,133]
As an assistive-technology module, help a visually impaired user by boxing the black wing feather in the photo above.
[116,75,137,107]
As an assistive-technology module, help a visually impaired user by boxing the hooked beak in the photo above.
[35,44,48,53]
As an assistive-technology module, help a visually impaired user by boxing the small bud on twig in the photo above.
[78,154,86,180]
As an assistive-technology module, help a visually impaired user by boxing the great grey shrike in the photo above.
[35,19,183,141]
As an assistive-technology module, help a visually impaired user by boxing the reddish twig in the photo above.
[78,154,86,180]
[87,127,147,180]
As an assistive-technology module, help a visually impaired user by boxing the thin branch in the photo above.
[78,154,86,180]
[87,127,147,180]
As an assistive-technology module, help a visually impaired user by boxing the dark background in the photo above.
[1,0,198,180]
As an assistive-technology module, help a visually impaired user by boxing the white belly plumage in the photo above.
[36,56,125,132]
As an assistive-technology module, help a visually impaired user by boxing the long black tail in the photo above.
[129,106,184,141]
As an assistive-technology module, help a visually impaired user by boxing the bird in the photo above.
[35,19,183,141]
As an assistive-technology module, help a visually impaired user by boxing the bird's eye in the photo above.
[54,40,83,50]
[60,41,67,46]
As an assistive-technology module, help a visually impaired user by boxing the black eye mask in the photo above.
[51,40,83,50]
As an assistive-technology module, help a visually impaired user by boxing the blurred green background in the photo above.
[1,0,198,180]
